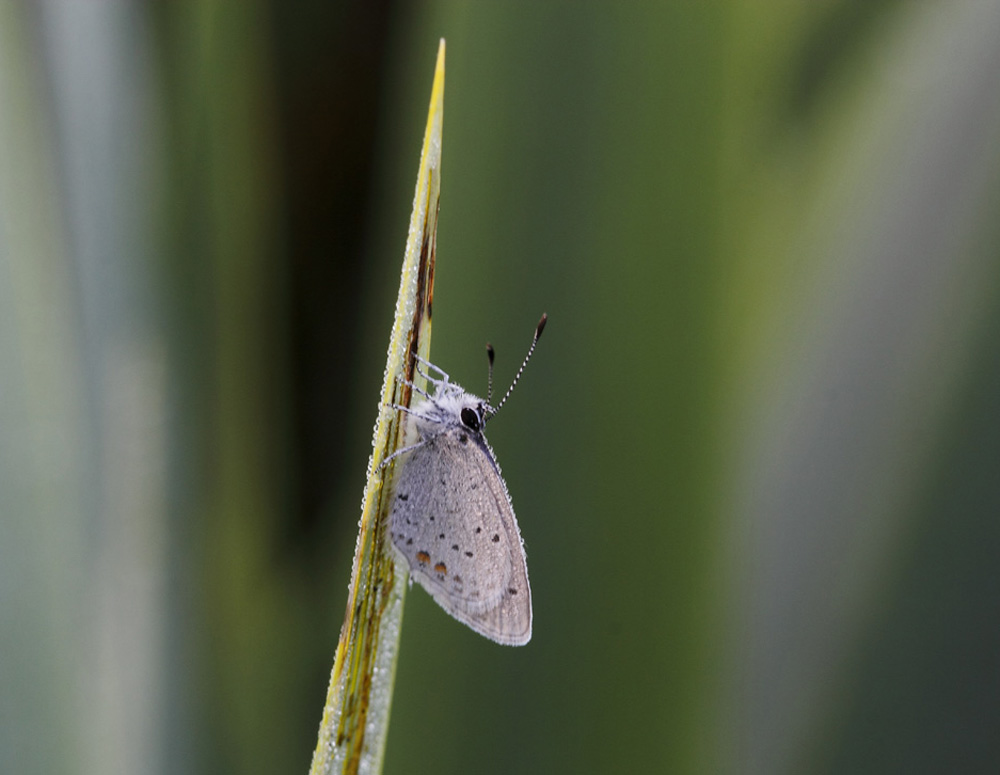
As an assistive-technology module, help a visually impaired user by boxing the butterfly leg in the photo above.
[414,354,451,387]
[375,400,437,473]
[384,402,435,422]
[377,437,427,471]
[395,375,432,401]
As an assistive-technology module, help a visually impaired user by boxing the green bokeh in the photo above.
[3,2,999,774]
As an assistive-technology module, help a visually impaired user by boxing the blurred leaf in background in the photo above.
[2,1,998,775]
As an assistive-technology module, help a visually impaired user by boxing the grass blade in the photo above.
[309,39,444,775]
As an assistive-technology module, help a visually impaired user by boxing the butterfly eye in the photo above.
[460,406,480,431]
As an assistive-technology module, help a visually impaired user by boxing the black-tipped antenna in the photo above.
[489,313,547,418]
[485,343,496,407]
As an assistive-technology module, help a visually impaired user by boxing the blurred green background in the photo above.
[3,1,999,773]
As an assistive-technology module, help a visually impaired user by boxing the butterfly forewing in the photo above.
[389,428,532,645]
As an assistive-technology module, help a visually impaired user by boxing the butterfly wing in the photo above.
[389,428,532,645]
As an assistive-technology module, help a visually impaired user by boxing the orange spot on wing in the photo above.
[416,551,430,564]
[434,562,447,574]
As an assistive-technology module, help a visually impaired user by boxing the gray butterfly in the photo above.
[387,315,546,646]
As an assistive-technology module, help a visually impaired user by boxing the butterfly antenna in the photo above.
[485,343,496,407]
[489,313,547,417]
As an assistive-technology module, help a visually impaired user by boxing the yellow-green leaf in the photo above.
[309,38,444,775]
